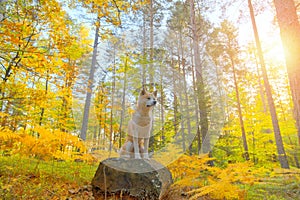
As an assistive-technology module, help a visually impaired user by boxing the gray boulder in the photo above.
[91,157,173,200]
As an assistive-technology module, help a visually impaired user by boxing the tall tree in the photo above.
[273,0,300,144]
[0,0,89,132]
[149,0,154,84]
[80,20,100,141]
[77,0,146,140]
[222,21,250,160]
[118,54,129,148]
[231,57,249,161]
[189,0,209,153]
[167,1,189,153]
[248,0,289,168]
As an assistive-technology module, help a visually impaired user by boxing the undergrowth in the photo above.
[1,154,300,200]
[167,154,300,200]
[0,155,97,199]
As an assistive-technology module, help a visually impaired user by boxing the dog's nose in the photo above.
[153,100,157,105]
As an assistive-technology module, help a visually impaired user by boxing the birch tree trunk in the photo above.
[80,21,100,141]
[142,12,147,85]
[149,0,154,84]
[109,44,116,153]
[118,56,128,148]
[248,0,289,168]
[273,0,300,144]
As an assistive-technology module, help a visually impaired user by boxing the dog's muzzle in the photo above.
[147,101,157,107]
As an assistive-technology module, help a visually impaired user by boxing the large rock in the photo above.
[91,157,173,200]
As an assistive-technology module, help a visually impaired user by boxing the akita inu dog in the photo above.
[119,88,157,159]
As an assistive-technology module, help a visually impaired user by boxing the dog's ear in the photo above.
[140,88,147,96]
[153,90,157,97]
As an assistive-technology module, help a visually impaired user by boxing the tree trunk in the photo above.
[254,55,267,113]
[109,44,117,153]
[189,0,209,153]
[190,38,201,155]
[39,71,49,126]
[231,57,250,160]
[103,107,108,149]
[178,25,192,154]
[92,158,173,200]
[248,0,289,168]
[182,61,192,154]
[118,56,128,148]
[273,0,300,144]
[95,85,104,149]
[80,20,100,141]
[177,56,186,152]
[0,0,5,22]
[171,57,179,139]
[149,0,154,84]
[142,12,147,85]
[159,63,165,145]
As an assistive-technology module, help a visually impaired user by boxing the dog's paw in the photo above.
[134,153,142,159]
[142,153,149,159]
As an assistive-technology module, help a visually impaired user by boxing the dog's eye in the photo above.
[147,97,151,100]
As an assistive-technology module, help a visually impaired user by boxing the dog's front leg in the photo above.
[143,138,149,159]
[133,136,141,159]
[132,127,141,159]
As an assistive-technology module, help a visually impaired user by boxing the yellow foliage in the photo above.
[168,154,216,186]
[0,112,9,117]
[189,179,243,200]
[128,107,135,115]
[168,155,260,200]
[0,127,94,162]
[0,128,21,150]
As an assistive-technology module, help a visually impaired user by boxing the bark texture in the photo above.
[248,0,289,168]
[273,0,300,144]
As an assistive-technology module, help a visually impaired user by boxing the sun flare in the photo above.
[239,12,286,65]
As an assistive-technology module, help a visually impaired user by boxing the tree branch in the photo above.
[112,0,122,25]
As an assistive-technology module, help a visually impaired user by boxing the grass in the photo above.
[0,155,98,199]
[167,172,300,200]
[245,172,300,200]
[1,154,300,200]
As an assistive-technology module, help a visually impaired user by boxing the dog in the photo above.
[119,88,157,159]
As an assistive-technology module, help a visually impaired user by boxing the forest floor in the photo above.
[0,155,300,200]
